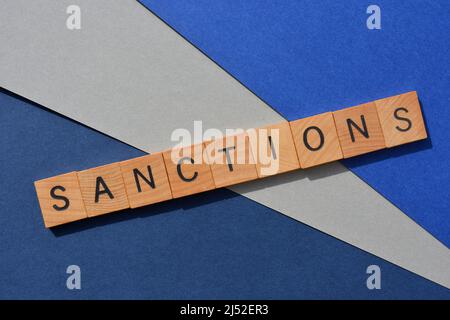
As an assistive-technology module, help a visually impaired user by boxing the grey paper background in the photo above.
[1,0,449,288]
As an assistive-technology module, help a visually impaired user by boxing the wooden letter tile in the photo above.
[205,133,258,188]
[34,172,88,228]
[375,91,427,148]
[120,153,172,208]
[290,112,343,168]
[248,121,300,177]
[333,102,386,158]
[162,143,215,198]
[77,163,129,217]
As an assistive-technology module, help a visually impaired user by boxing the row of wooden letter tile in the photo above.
[35,91,427,228]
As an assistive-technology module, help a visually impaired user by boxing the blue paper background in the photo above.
[138,0,450,247]
[1,90,449,298]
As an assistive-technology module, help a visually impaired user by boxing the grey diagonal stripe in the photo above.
[1,0,449,288]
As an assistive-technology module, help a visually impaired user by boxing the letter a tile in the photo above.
[77,163,129,217]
